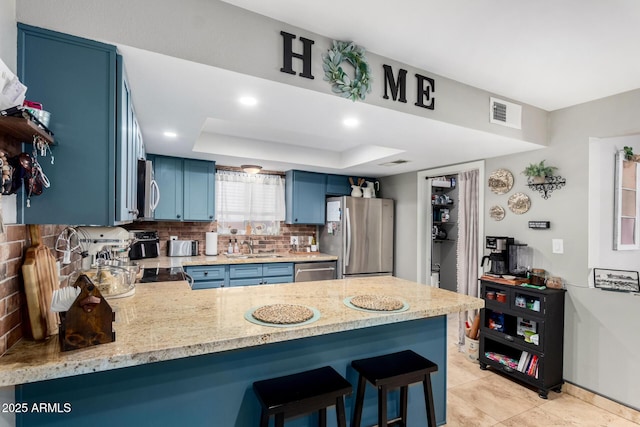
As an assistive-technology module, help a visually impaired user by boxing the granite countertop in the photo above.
[0,276,483,387]
[137,253,338,268]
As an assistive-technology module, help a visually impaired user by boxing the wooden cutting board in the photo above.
[22,225,59,340]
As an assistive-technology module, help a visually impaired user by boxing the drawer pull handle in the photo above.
[504,334,514,342]
[503,366,514,373]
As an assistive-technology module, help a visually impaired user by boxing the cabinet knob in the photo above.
[204,272,208,276]
[177,214,181,219]
[209,215,213,219]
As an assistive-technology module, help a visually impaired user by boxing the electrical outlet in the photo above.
[552,239,564,254]
[170,235,178,241]
[290,236,298,245]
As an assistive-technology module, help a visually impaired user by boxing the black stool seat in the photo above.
[253,366,352,427]
[351,350,438,427]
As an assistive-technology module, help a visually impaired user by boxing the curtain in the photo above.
[456,169,480,348]
[215,171,285,233]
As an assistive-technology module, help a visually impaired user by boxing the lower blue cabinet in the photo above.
[186,263,294,289]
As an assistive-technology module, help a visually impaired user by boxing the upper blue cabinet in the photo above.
[151,155,215,222]
[285,170,326,224]
[17,24,140,225]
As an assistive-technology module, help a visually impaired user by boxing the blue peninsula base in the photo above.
[17,316,447,426]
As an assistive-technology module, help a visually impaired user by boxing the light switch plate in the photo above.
[552,239,564,254]
[290,236,298,245]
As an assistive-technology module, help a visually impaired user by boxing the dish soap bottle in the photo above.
[227,239,233,254]
[233,239,239,253]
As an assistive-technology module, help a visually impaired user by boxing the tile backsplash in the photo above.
[125,222,318,256]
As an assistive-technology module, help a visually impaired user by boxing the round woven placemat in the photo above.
[252,304,314,324]
[350,295,404,311]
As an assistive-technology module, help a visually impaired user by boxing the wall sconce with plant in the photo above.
[522,160,566,199]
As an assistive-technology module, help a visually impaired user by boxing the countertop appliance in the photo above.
[128,230,160,260]
[294,261,337,282]
[76,226,134,269]
[319,196,394,278]
[137,267,185,283]
[136,159,160,220]
[168,240,199,257]
[481,236,515,276]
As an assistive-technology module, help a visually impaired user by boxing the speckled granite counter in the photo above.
[136,253,338,268]
[0,276,481,387]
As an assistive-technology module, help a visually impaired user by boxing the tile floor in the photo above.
[445,314,640,426]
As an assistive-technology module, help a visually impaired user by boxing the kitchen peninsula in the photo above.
[2,276,482,426]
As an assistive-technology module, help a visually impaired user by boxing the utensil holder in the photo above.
[59,275,115,352]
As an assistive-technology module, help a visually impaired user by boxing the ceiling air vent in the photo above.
[379,159,409,167]
[490,97,522,130]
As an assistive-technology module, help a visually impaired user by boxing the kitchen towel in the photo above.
[205,232,218,256]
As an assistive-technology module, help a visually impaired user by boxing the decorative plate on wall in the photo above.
[488,169,514,194]
[508,192,531,215]
[489,205,505,221]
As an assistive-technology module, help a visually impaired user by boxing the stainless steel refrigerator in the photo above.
[319,196,394,278]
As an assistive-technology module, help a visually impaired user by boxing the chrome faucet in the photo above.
[241,240,254,254]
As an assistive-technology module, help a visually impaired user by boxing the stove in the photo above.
[137,267,186,283]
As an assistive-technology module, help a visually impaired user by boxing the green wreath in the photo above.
[322,40,372,102]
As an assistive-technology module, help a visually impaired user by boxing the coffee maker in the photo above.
[481,236,514,276]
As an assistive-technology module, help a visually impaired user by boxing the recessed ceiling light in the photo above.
[239,96,258,106]
[163,131,177,138]
[343,117,359,128]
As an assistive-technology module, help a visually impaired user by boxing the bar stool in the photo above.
[351,350,438,427]
[253,366,352,427]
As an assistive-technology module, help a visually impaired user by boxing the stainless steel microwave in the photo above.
[136,159,160,220]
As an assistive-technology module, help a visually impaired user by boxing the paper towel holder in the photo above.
[205,232,218,256]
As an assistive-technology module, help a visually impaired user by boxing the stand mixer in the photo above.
[75,226,135,270]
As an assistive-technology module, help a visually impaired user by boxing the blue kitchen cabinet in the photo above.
[17,24,139,225]
[326,174,378,196]
[183,159,215,221]
[152,155,184,220]
[115,55,140,222]
[184,265,227,289]
[285,170,326,224]
[188,263,294,289]
[151,155,215,221]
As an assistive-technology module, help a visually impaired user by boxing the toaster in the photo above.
[167,240,198,257]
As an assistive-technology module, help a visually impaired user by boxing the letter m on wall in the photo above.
[383,65,407,103]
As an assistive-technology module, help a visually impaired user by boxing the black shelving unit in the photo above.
[479,279,566,398]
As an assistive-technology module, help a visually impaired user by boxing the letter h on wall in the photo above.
[280,31,314,79]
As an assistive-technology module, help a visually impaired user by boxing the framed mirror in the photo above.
[614,150,640,250]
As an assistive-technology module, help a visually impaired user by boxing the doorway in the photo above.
[416,161,485,289]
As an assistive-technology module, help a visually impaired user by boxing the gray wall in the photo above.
[484,89,640,409]
[379,171,417,281]
[16,0,548,146]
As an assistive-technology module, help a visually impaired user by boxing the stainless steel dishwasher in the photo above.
[294,261,337,282]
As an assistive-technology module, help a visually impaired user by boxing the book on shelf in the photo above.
[517,351,529,372]
[527,355,539,376]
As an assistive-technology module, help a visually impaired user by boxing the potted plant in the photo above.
[522,160,557,184]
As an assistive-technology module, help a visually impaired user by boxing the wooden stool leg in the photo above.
[275,412,285,427]
[400,385,408,426]
[318,407,327,427]
[259,410,269,427]
[423,375,436,427]
[378,385,388,427]
[335,396,347,427]
[352,374,367,427]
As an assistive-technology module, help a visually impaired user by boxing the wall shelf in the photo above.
[0,115,54,145]
[527,176,566,199]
